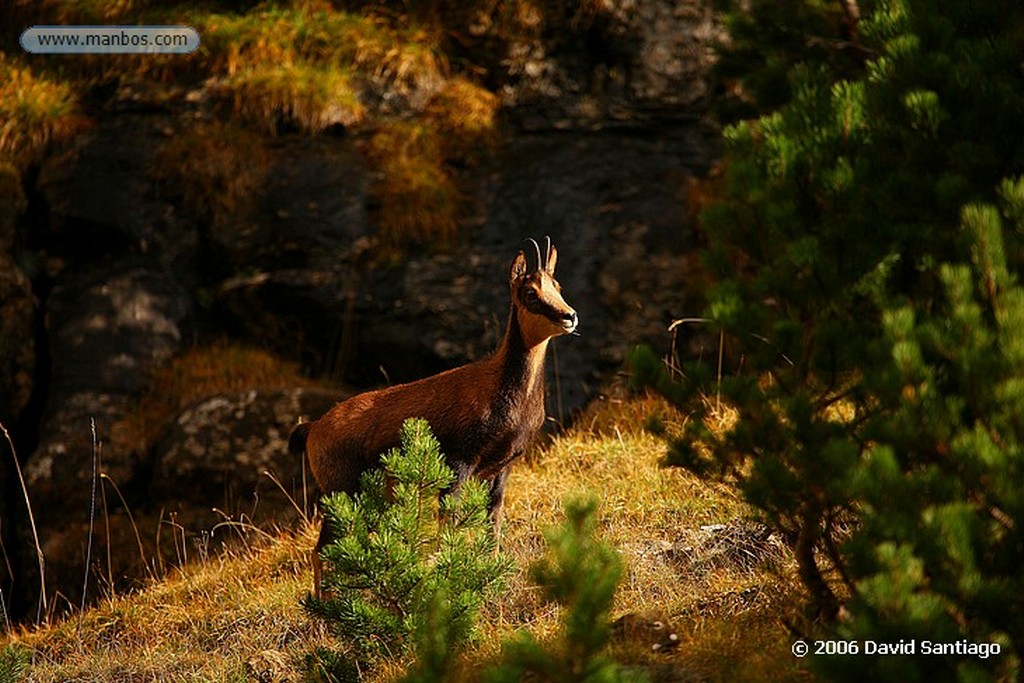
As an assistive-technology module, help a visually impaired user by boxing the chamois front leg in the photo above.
[442,462,508,539]
[440,460,475,517]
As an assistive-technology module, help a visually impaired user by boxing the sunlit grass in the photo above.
[0,55,82,169]
[367,120,461,250]
[194,4,446,97]
[7,524,330,682]
[3,393,815,682]
[475,392,810,682]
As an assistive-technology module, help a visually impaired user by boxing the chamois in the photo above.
[289,237,578,594]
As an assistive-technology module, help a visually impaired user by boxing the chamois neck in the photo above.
[494,306,549,397]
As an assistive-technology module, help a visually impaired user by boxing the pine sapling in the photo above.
[304,417,514,672]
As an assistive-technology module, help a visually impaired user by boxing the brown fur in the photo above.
[290,240,577,595]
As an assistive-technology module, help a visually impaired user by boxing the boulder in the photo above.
[12,257,191,619]
[150,387,346,528]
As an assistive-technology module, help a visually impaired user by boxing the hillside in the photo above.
[0,394,810,682]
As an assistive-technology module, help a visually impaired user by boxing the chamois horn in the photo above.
[524,238,543,274]
[523,236,554,273]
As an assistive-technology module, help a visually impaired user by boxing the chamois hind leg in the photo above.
[312,517,329,600]
[487,467,511,547]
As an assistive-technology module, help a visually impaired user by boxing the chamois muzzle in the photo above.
[561,309,579,334]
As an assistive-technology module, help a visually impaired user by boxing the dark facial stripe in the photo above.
[521,287,569,323]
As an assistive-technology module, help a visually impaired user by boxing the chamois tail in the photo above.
[289,421,312,456]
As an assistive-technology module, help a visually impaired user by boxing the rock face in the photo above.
[25,261,190,513]
[0,166,35,620]
[0,168,34,431]
[215,128,716,420]
[0,263,34,428]
[502,0,718,130]
[1,0,724,618]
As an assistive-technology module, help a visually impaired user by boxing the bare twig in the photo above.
[0,525,11,632]
[263,470,311,525]
[717,329,725,412]
[301,442,310,521]
[552,342,565,428]
[210,512,275,544]
[0,583,9,634]
[77,418,101,633]
[101,474,153,580]
[0,421,47,624]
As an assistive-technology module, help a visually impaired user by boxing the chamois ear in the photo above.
[545,244,558,274]
[510,250,528,286]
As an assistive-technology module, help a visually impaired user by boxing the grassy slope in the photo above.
[2,393,813,682]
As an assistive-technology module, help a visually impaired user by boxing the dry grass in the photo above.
[364,78,501,251]
[0,55,83,170]
[194,4,446,106]
[150,121,269,224]
[423,77,501,163]
[366,120,461,250]
[473,392,810,682]
[2,393,814,682]
[28,0,138,24]
[5,524,330,682]
[223,62,366,133]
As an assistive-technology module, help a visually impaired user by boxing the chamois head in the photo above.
[509,236,578,346]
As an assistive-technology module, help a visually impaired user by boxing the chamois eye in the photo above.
[523,288,538,303]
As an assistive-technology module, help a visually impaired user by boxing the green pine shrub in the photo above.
[710,0,870,122]
[396,590,464,683]
[819,186,1024,681]
[634,0,1024,677]
[0,644,30,683]
[304,417,514,676]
